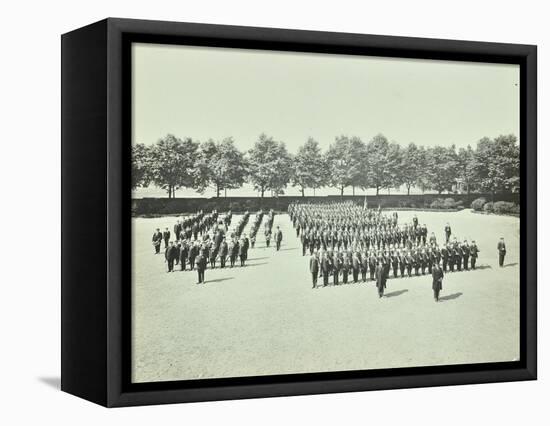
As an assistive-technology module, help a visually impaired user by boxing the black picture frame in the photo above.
[61,17,537,407]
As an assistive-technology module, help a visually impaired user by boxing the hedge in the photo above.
[471,197,487,211]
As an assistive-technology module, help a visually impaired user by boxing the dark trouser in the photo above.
[266,240,270,247]
[442,259,448,272]
[415,266,420,276]
[164,238,169,248]
[302,245,307,256]
[334,271,339,285]
[180,259,186,271]
[210,258,216,268]
[471,257,476,269]
[393,266,398,278]
[428,263,432,274]
[378,285,384,298]
[499,253,505,266]
[167,259,174,272]
[220,256,226,268]
[312,272,318,288]
[309,245,314,255]
[421,264,426,275]
[230,255,235,267]
[276,241,281,251]
[449,262,454,272]
[369,267,375,280]
[361,270,367,282]
[407,265,412,277]
[353,269,359,283]
[323,272,329,286]
[296,228,300,237]
[197,269,204,283]
[463,256,469,270]
[240,255,245,266]
[189,258,195,270]
[155,244,160,254]
[400,266,405,277]
[343,271,348,283]
[456,258,462,271]
[434,288,440,301]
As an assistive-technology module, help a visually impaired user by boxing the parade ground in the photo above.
[131,209,520,383]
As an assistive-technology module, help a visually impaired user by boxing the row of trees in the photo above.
[131,133,520,198]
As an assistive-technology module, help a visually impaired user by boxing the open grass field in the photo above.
[131,209,520,383]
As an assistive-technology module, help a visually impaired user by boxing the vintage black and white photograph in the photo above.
[130,42,520,384]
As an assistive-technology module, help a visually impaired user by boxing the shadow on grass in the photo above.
[243,262,269,267]
[384,289,409,298]
[278,247,298,251]
[205,277,234,284]
[439,292,463,302]
[473,265,492,270]
[504,262,519,267]
[247,257,269,261]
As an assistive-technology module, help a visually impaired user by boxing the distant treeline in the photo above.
[132,133,520,198]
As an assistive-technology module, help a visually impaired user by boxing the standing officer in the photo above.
[321,252,331,287]
[470,240,479,270]
[163,228,171,249]
[497,237,507,267]
[352,252,361,283]
[444,223,452,243]
[462,240,470,271]
[432,262,444,302]
[188,242,198,271]
[174,220,182,241]
[441,244,449,272]
[391,251,399,278]
[179,240,189,271]
[275,226,283,251]
[152,228,162,254]
[219,238,228,268]
[301,232,309,256]
[310,252,320,289]
[165,241,178,273]
[375,261,387,298]
[361,251,369,282]
[333,253,342,285]
[195,250,207,284]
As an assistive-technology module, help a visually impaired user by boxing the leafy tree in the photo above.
[425,145,459,194]
[195,137,247,197]
[149,134,199,198]
[325,136,366,196]
[363,134,393,196]
[292,137,326,196]
[247,134,293,197]
[457,145,476,194]
[399,143,422,195]
[131,143,152,190]
[385,142,403,194]
[473,134,519,197]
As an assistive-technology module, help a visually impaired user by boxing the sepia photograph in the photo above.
[130,42,520,384]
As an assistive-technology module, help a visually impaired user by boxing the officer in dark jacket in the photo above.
[333,254,342,285]
[375,261,387,298]
[497,238,506,267]
[462,241,470,271]
[432,263,444,302]
[163,228,171,249]
[352,253,361,283]
[152,228,162,254]
[301,233,309,256]
[361,252,369,282]
[195,251,207,284]
[179,241,189,271]
[275,226,283,251]
[321,253,331,287]
[188,243,198,270]
[230,239,239,267]
[445,223,452,243]
[441,245,449,272]
[219,238,228,268]
[310,253,320,288]
[165,241,178,272]
[368,252,377,281]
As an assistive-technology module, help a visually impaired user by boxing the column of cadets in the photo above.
[151,209,280,275]
[288,201,480,289]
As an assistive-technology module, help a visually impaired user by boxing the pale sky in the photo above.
[132,42,519,197]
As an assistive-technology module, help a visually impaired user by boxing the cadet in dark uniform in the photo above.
[369,252,377,281]
[470,240,479,270]
[497,237,506,266]
[432,262,444,302]
[441,244,449,272]
[310,253,320,288]
[230,239,239,267]
[352,252,360,283]
[179,241,189,271]
[462,241,470,271]
[342,256,351,284]
[333,253,342,285]
[174,220,182,241]
[196,251,207,284]
[275,226,283,251]
[165,241,178,272]
[375,261,387,298]
[188,243,198,270]
[361,251,369,282]
[301,233,309,256]
[152,228,162,254]
[391,251,399,278]
[239,239,247,266]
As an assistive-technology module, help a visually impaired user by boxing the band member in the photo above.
[342,256,351,284]
[391,251,399,278]
[498,237,507,266]
[399,251,406,277]
[405,251,413,277]
[152,228,162,254]
[230,239,239,267]
[239,238,247,267]
[165,241,178,272]
[209,246,218,269]
[352,252,360,283]
[301,232,309,256]
[174,220,182,241]
[265,229,272,248]
[361,251,369,282]
[333,253,342,285]
[275,226,283,251]
[470,240,479,270]
[462,241,470,271]
[375,261,387,298]
[441,244,449,272]
[369,251,377,281]
[310,252,320,289]
[188,243,198,270]
[432,262,444,302]
[196,250,207,284]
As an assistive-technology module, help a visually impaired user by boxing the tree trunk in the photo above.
[225,188,227,198]
[167,184,172,198]
[301,187,305,197]
[261,187,265,198]
[340,186,344,196]
[376,186,379,196]
[216,184,220,198]
[352,186,355,196]
[313,188,316,196]
[407,185,411,196]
